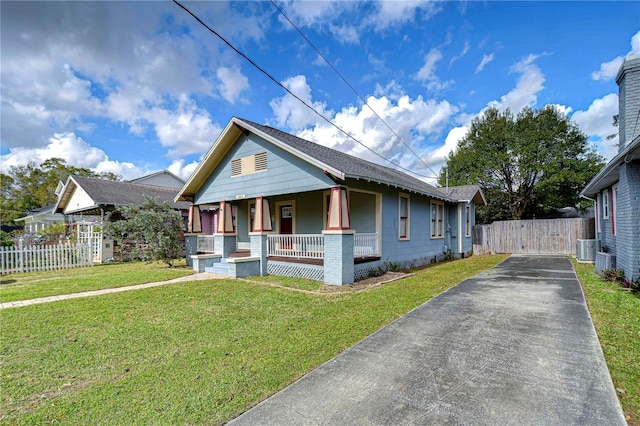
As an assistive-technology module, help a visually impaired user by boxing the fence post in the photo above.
[18,239,24,273]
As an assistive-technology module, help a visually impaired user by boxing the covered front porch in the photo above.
[187,186,382,285]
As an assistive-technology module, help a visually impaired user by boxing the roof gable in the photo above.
[178,117,456,202]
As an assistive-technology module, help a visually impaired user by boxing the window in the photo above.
[602,189,610,219]
[231,152,267,177]
[465,204,471,237]
[431,200,444,238]
[612,185,618,235]
[249,201,256,233]
[399,193,410,240]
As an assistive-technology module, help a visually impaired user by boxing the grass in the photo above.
[573,260,640,424]
[0,260,193,303]
[0,254,507,425]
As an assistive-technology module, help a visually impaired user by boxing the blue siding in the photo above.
[350,191,376,233]
[195,134,335,205]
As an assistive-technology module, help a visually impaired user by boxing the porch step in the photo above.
[206,258,229,275]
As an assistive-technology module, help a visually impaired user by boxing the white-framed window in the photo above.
[602,189,610,220]
[431,200,445,239]
[612,185,618,235]
[399,193,410,240]
[595,193,601,234]
[465,204,471,237]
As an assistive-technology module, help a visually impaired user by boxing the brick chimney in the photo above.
[616,54,640,153]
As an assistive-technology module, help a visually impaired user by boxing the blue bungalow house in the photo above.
[176,117,485,285]
[581,54,640,282]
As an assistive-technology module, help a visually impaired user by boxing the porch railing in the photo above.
[268,234,324,259]
[196,235,218,254]
[354,233,379,257]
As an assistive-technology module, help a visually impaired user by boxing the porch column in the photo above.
[215,200,236,257]
[187,204,202,233]
[322,230,355,285]
[250,196,271,276]
[326,186,351,230]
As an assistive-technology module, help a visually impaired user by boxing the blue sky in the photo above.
[1,1,639,184]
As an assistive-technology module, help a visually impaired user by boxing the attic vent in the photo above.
[231,152,268,177]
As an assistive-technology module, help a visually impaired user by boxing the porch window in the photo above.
[249,201,255,233]
[465,204,471,237]
[431,201,444,238]
[399,193,410,240]
[602,189,610,219]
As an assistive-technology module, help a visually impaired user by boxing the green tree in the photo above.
[0,158,120,226]
[104,197,185,267]
[439,105,605,222]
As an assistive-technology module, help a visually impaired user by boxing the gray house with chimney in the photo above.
[581,54,640,282]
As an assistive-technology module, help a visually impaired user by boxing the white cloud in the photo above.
[269,75,333,131]
[0,132,141,179]
[416,48,454,92]
[168,159,201,181]
[488,54,545,112]
[429,126,468,167]
[475,53,495,73]
[216,67,250,104]
[450,41,470,66]
[592,30,640,81]
[571,93,619,159]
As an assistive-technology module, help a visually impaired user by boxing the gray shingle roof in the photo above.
[238,118,454,201]
[72,176,189,209]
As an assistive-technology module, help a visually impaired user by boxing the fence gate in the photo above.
[473,218,594,256]
[77,222,103,263]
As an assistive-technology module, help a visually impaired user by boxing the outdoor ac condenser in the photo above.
[576,239,600,262]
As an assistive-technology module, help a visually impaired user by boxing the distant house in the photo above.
[581,54,640,282]
[53,171,203,262]
[176,117,485,285]
[14,205,65,234]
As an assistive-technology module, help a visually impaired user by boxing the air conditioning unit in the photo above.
[595,252,616,274]
[576,239,600,262]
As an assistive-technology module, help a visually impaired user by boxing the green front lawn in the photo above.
[0,260,193,303]
[1,254,507,425]
[573,261,640,424]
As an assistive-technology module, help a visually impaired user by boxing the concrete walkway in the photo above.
[0,272,224,309]
[230,255,626,425]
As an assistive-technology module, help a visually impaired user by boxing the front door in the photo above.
[280,205,293,234]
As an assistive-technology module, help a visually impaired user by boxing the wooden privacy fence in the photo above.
[473,218,594,256]
[0,241,93,274]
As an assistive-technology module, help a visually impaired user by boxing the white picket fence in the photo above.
[0,241,93,274]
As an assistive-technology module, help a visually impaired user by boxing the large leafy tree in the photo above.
[104,197,185,267]
[0,158,120,226]
[439,106,604,222]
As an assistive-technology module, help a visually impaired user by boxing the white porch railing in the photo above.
[266,233,379,259]
[197,235,218,254]
[268,234,324,259]
[354,233,379,257]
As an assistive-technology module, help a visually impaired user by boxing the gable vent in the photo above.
[231,152,268,177]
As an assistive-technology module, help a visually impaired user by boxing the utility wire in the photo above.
[172,0,434,180]
[269,0,439,179]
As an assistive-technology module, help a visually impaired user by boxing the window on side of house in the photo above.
[399,193,410,240]
[612,185,618,235]
[465,204,471,237]
[231,152,267,177]
[602,189,610,220]
[431,200,445,238]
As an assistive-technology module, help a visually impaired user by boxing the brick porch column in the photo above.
[215,200,236,257]
[250,196,272,276]
[322,230,354,285]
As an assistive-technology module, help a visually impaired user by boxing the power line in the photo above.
[172,0,435,180]
[269,0,439,179]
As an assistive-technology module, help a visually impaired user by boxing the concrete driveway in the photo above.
[229,255,626,425]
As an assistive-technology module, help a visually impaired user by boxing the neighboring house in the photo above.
[128,170,185,188]
[14,205,65,234]
[581,54,640,282]
[176,117,485,285]
[53,172,199,262]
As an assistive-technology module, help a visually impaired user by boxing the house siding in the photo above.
[616,160,640,281]
[194,133,335,205]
